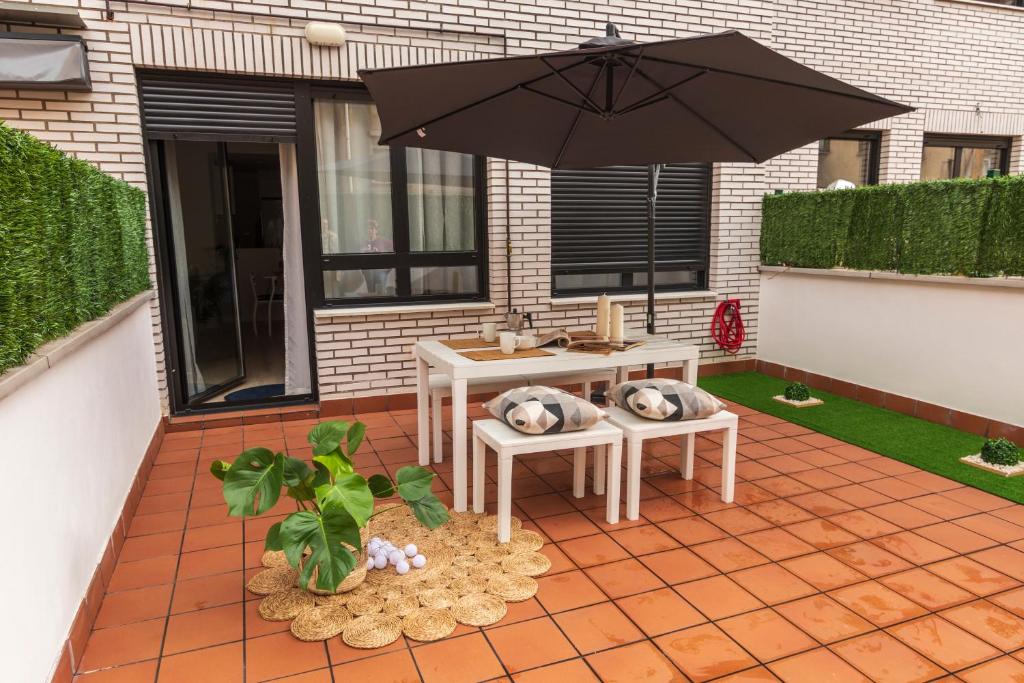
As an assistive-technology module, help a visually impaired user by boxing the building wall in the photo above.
[4,0,1024,411]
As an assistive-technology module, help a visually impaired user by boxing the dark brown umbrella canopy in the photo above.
[359,30,913,169]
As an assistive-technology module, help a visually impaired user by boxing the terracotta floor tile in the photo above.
[914,522,998,554]
[767,648,871,683]
[552,602,644,654]
[774,595,874,643]
[863,478,930,500]
[272,668,334,682]
[780,553,867,591]
[157,642,243,683]
[783,519,859,550]
[866,502,942,530]
[828,484,894,509]
[906,492,977,520]
[73,660,158,682]
[828,580,928,627]
[511,658,599,683]
[656,516,728,545]
[789,491,854,516]
[586,640,685,683]
[691,538,769,573]
[712,667,779,681]
[242,599,290,639]
[718,608,816,662]
[108,556,178,592]
[992,505,1024,526]
[79,618,166,671]
[745,499,815,526]
[176,545,243,580]
[557,534,628,568]
[830,631,945,683]
[703,507,774,535]
[941,599,1024,651]
[486,617,577,673]
[535,570,606,613]
[615,587,706,636]
[879,568,975,610]
[94,584,173,629]
[737,528,815,561]
[243,631,328,682]
[584,558,664,598]
[538,543,576,575]
[170,571,246,614]
[638,495,693,522]
[959,655,1024,682]
[887,614,999,670]
[181,522,243,553]
[639,547,718,585]
[926,557,1020,597]
[129,509,188,536]
[331,649,420,683]
[162,603,244,655]
[969,545,1024,581]
[955,513,1024,543]
[729,564,816,605]
[119,531,184,563]
[990,586,1024,618]
[608,524,681,555]
[824,462,885,484]
[675,574,764,620]
[517,493,577,518]
[826,541,912,578]
[870,531,957,565]
[533,512,601,541]
[654,623,757,682]
[486,597,547,628]
[827,511,901,539]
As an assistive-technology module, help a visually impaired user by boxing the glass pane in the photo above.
[554,273,624,291]
[323,269,396,299]
[406,148,476,252]
[817,138,873,188]
[634,270,698,287]
[959,147,1003,179]
[922,146,956,180]
[410,266,478,296]
[314,100,394,254]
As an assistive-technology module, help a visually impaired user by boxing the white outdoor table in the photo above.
[412,335,700,512]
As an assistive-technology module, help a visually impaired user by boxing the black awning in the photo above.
[0,32,91,91]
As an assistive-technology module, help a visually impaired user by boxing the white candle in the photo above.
[596,293,611,339]
[610,304,624,343]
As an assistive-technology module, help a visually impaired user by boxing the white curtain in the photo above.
[406,148,475,252]
[279,144,312,395]
[163,143,206,397]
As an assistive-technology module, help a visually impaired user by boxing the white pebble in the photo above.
[370,537,381,545]
[373,554,388,569]
[368,541,381,554]
[411,554,427,569]
[388,550,405,565]
[366,558,374,571]
[404,544,418,558]
[395,560,410,575]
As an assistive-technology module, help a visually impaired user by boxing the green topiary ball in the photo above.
[980,438,1022,467]
[784,382,811,402]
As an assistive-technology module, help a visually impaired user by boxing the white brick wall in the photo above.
[5,0,1024,409]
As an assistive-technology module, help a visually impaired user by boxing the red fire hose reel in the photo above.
[711,299,745,354]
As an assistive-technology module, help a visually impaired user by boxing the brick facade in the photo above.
[4,0,1024,412]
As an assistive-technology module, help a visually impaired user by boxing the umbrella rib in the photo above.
[520,85,600,114]
[614,70,708,117]
[539,56,605,115]
[552,59,608,168]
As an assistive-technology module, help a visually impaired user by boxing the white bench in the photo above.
[602,406,738,523]
[472,418,623,542]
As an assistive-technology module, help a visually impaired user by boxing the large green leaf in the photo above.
[209,460,231,482]
[395,466,435,502]
[367,474,395,498]
[223,448,284,516]
[282,457,312,487]
[313,452,354,479]
[407,493,449,529]
[279,508,360,591]
[346,422,366,456]
[265,521,283,551]
[316,473,374,526]
[308,421,349,456]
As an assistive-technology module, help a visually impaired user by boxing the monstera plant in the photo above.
[210,420,448,592]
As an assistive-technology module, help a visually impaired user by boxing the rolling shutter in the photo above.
[138,72,297,142]
[551,163,711,274]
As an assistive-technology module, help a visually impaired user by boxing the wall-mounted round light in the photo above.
[304,22,346,47]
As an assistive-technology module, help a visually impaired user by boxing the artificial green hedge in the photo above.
[762,175,1024,276]
[0,123,149,374]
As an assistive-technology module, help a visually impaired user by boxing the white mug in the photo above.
[481,322,498,342]
[499,331,520,354]
[517,334,537,349]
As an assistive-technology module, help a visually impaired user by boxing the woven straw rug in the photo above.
[246,505,550,647]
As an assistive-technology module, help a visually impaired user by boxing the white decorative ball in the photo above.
[388,549,405,565]
[395,560,410,575]
[366,558,374,571]
[404,544,418,558]
[412,554,427,568]
[368,541,381,554]
[373,554,388,569]
[371,536,381,545]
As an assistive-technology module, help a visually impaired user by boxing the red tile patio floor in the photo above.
[74,398,1024,682]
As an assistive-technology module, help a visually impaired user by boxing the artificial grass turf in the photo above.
[697,372,1024,504]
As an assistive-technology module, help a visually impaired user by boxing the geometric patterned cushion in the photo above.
[606,378,725,421]
[482,385,606,435]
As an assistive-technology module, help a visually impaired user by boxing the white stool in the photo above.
[603,406,738,523]
[472,419,624,542]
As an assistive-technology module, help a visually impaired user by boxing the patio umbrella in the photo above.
[359,24,912,345]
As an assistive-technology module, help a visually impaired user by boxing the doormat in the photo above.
[225,383,285,401]
[247,505,549,647]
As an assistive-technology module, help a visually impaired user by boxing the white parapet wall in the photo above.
[0,293,161,683]
[758,268,1024,427]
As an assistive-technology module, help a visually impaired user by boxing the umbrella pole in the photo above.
[646,163,662,378]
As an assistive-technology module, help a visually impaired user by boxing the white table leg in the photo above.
[572,448,586,498]
[721,422,737,504]
[594,444,606,495]
[452,377,469,512]
[497,452,513,542]
[431,388,443,464]
[472,433,485,513]
[682,358,698,477]
[606,440,622,525]
[626,438,643,521]
[416,355,430,467]
[616,366,629,384]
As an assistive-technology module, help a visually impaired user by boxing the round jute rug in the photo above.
[246,505,547,647]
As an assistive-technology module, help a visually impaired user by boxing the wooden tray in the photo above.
[440,338,499,350]
[458,348,555,361]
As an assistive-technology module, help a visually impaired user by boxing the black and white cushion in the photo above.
[483,385,606,435]
[607,378,725,421]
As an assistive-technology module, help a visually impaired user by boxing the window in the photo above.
[972,1,1024,7]
[921,134,1010,180]
[313,95,486,304]
[817,131,880,188]
[551,164,711,296]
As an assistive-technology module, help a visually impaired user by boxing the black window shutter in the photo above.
[551,163,711,276]
[138,72,297,142]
